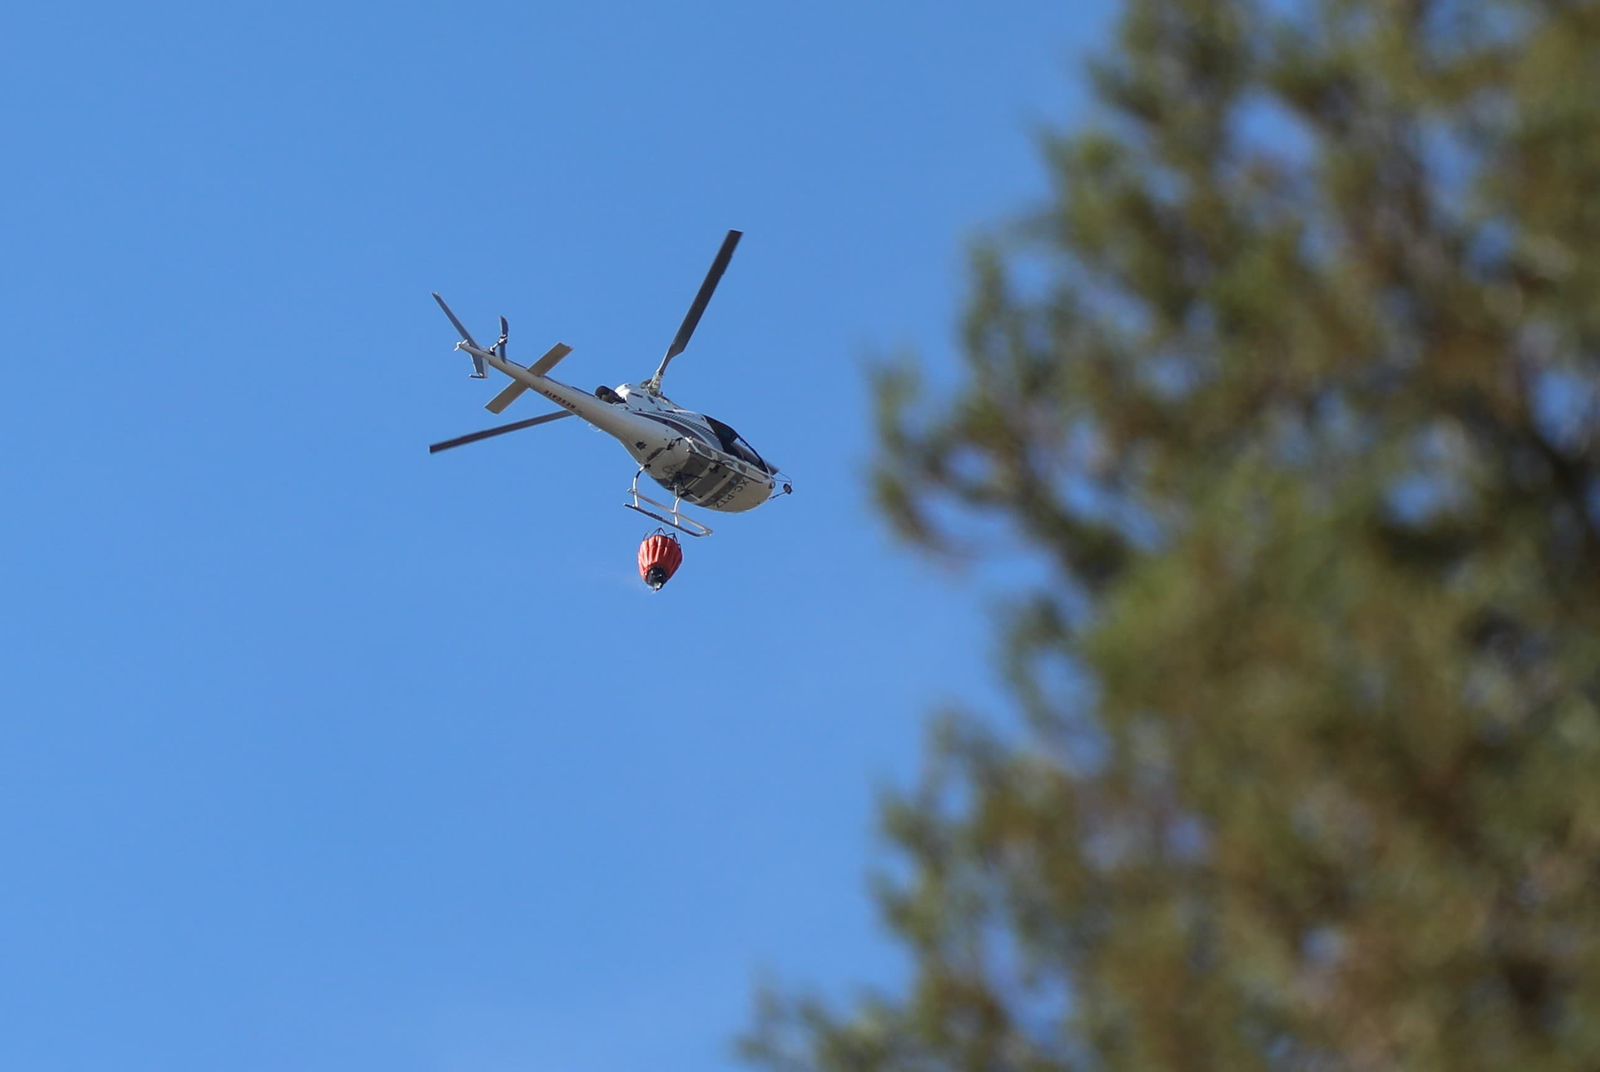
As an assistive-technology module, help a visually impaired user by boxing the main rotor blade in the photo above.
[428,410,573,454]
[652,229,742,384]
[431,292,480,349]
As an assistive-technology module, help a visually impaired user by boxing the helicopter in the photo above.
[428,229,792,539]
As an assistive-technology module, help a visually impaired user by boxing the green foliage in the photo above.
[746,1,1600,1068]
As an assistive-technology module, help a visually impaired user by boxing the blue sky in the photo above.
[1,2,1113,1068]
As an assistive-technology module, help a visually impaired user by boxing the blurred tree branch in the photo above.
[746,0,1600,1068]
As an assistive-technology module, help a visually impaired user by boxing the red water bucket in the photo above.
[638,531,684,590]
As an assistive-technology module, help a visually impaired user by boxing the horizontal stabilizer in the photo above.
[530,342,572,376]
[485,380,526,415]
[485,343,572,414]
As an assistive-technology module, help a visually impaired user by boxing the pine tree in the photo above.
[746,1,1600,1068]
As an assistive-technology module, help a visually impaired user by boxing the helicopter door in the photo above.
[704,415,772,473]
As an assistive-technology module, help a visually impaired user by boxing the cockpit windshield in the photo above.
[704,415,773,473]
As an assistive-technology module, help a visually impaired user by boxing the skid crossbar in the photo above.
[625,474,713,538]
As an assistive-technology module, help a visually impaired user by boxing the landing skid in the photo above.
[626,470,713,538]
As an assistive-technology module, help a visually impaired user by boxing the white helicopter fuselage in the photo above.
[478,347,777,513]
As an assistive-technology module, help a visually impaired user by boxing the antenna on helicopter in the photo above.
[644,229,742,395]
